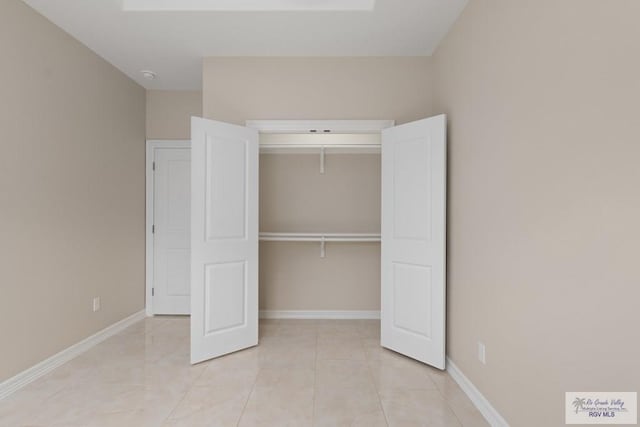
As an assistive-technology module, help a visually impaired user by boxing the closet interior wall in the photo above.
[258,134,381,312]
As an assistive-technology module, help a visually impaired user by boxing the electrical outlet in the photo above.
[478,341,486,364]
[93,297,101,312]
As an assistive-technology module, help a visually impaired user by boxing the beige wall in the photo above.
[204,57,432,311]
[433,0,640,425]
[203,57,433,124]
[146,90,202,139]
[260,153,380,234]
[0,0,146,381]
[259,242,380,311]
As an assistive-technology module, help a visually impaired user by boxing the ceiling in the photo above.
[22,0,467,90]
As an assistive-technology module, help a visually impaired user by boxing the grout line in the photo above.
[236,377,258,427]
[161,384,196,424]
[443,398,466,427]
[364,326,391,427]
[236,335,262,427]
[428,372,468,426]
[140,315,173,337]
[311,325,319,425]
[155,325,207,424]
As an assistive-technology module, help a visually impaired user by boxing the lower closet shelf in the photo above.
[258,232,380,258]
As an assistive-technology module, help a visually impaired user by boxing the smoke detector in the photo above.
[141,70,157,80]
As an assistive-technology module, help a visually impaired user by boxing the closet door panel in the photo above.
[381,114,446,370]
[190,117,259,365]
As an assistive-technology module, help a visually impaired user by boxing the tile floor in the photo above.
[0,317,488,427]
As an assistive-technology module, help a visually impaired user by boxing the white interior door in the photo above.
[381,114,447,369]
[190,117,259,364]
[153,148,191,314]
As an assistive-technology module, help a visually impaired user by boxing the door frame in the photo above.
[246,119,394,133]
[145,139,191,316]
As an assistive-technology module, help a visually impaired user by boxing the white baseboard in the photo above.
[0,310,146,401]
[259,310,380,320]
[446,357,509,427]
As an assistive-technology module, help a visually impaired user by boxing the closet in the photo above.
[258,132,382,316]
[188,117,446,370]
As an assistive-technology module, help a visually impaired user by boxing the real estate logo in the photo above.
[566,392,637,424]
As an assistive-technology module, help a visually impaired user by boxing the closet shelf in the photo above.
[259,144,381,150]
[259,232,380,257]
[259,232,381,242]
[260,144,380,173]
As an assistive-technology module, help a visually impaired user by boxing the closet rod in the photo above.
[259,144,381,150]
[259,232,381,242]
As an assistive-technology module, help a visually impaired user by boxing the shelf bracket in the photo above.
[319,146,326,174]
[320,236,326,258]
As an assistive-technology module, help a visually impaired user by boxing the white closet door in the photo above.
[190,117,259,365]
[153,148,191,315]
[381,114,447,369]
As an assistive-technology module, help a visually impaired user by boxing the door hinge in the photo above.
[152,225,155,234]
[152,161,156,171]
[152,288,154,296]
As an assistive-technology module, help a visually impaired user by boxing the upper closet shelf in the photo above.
[259,133,381,172]
[258,133,381,153]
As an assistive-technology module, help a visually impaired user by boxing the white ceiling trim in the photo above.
[122,0,376,12]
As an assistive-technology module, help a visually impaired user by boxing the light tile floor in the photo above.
[0,317,488,427]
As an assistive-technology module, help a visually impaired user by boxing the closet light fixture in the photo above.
[122,0,375,12]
